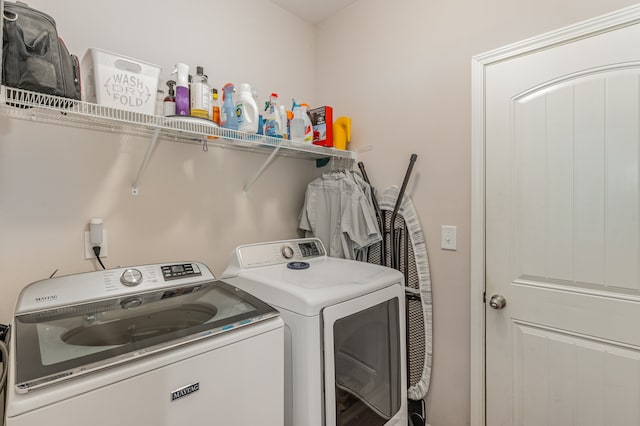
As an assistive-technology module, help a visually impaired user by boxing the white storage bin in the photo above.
[81,48,161,114]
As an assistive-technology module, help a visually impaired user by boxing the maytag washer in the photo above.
[223,238,407,426]
[4,262,284,426]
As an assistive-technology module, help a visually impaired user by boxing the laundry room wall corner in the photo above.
[313,0,638,425]
[0,0,321,324]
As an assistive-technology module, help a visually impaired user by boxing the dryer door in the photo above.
[323,284,407,426]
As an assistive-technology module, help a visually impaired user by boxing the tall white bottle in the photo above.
[235,83,259,134]
[173,63,190,116]
[290,103,305,143]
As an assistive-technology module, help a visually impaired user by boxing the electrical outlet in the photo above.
[441,225,457,251]
[84,230,108,259]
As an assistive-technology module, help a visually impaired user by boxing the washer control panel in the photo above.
[162,263,202,281]
[16,262,215,314]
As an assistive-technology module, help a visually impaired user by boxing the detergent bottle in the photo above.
[263,93,282,138]
[235,83,259,134]
[221,83,239,130]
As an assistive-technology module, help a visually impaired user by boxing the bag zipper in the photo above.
[58,37,73,95]
[72,54,81,90]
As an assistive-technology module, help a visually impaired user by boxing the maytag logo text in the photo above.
[171,383,200,401]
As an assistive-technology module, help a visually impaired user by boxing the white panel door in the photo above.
[485,20,640,426]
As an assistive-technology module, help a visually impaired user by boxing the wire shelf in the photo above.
[0,85,356,161]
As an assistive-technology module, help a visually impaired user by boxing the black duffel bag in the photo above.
[2,1,81,101]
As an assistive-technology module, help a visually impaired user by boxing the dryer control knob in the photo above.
[120,268,143,287]
[281,245,295,259]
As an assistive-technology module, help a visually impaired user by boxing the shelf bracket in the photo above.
[243,145,282,193]
[131,127,161,195]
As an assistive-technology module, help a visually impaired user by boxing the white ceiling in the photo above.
[268,0,360,24]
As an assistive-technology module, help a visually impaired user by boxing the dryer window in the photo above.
[332,298,401,425]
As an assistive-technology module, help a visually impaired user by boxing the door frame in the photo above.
[470,5,640,426]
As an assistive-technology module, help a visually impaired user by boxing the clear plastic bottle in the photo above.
[221,83,239,130]
[278,104,288,140]
[290,100,305,143]
[190,66,210,119]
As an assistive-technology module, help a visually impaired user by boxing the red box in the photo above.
[309,106,333,147]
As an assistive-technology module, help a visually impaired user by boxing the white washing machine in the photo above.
[4,262,284,426]
[222,238,407,426]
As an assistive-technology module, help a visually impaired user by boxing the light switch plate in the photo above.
[441,225,457,251]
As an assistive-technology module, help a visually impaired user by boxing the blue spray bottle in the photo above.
[263,93,282,138]
[221,83,239,130]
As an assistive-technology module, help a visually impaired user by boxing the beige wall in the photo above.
[315,0,638,425]
[0,0,320,321]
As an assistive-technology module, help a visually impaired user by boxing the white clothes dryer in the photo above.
[222,238,407,426]
[4,262,284,426]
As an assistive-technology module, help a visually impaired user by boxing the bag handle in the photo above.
[3,1,37,21]
[3,10,18,22]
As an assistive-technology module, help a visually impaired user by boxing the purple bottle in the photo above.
[173,63,190,116]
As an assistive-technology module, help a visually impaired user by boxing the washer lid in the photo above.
[224,256,404,316]
[13,280,279,393]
